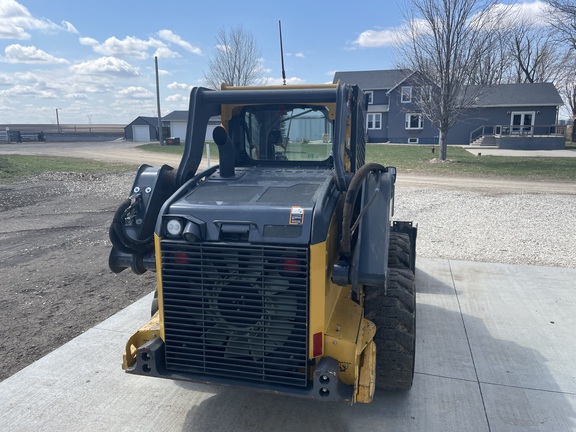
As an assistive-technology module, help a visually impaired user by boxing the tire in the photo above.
[388,232,412,271]
[364,268,416,390]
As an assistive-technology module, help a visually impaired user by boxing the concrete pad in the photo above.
[450,260,576,394]
[415,260,477,381]
[482,383,576,431]
[1,258,575,431]
[464,148,576,157]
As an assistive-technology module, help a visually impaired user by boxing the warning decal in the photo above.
[289,206,304,225]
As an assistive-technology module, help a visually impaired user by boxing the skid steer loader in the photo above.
[108,82,417,404]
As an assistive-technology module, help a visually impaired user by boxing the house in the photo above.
[124,116,162,142]
[461,83,565,149]
[162,110,189,140]
[125,111,212,143]
[160,111,221,142]
[333,69,565,149]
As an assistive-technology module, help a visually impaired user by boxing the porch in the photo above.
[469,125,566,150]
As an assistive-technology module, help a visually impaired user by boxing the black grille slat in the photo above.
[161,241,309,388]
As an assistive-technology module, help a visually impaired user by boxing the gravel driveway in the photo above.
[0,141,574,382]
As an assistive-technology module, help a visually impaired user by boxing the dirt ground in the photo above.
[0,141,574,383]
[0,170,158,381]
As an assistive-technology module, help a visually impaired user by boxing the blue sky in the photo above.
[0,0,548,125]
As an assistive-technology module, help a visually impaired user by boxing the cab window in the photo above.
[242,105,332,162]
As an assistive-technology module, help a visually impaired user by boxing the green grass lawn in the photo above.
[0,155,137,183]
[139,141,576,181]
[366,145,576,180]
[2,141,575,184]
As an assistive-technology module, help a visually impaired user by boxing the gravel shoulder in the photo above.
[0,141,574,382]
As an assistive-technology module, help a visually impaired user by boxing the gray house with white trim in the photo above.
[334,69,565,149]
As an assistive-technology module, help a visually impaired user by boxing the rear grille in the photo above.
[160,241,309,388]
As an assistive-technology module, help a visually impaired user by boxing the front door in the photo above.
[511,112,534,135]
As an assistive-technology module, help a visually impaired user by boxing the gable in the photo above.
[126,116,159,128]
[333,69,412,90]
[162,110,189,121]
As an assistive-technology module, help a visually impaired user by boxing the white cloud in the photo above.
[70,56,140,77]
[87,36,166,60]
[61,20,78,34]
[353,26,408,48]
[118,86,154,99]
[216,44,231,53]
[166,93,187,102]
[264,76,306,86]
[154,46,181,59]
[288,52,305,58]
[488,0,552,27]
[0,0,79,39]
[167,81,191,90]
[353,19,430,49]
[63,93,88,100]
[355,1,552,49]
[158,29,202,55]
[0,84,57,99]
[79,36,99,46]
[158,69,171,76]
[0,0,50,39]
[1,44,69,64]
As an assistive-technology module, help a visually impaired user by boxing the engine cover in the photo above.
[165,168,336,245]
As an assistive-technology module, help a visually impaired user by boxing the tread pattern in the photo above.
[387,232,412,270]
[364,231,416,390]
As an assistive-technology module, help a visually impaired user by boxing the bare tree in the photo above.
[204,26,264,89]
[399,0,504,160]
[555,52,576,142]
[545,0,576,50]
[545,0,576,141]
[509,20,561,83]
[468,25,511,85]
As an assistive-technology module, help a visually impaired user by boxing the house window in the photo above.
[405,113,423,130]
[408,137,419,144]
[365,91,374,104]
[420,85,432,102]
[401,86,412,103]
[367,113,382,130]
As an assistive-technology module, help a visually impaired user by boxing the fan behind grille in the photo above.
[161,242,309,388]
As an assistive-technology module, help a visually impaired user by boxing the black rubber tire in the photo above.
[388,232,412,271]
[364,268,416,390]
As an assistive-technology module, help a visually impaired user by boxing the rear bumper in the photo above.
[126,337,355,403]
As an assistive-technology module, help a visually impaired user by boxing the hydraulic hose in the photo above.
[340,162,388,257]
[109,194,154,254]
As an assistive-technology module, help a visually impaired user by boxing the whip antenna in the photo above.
[279,20,286,85]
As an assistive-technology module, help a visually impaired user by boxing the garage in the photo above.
[132,125,151,142]
[169,121,187,140]
[124,117,159,142]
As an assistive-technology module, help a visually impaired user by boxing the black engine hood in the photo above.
[167,168,338,245]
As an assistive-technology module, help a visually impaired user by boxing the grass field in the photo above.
[140,142,576,181]
[1,142,575,183]
[366,145,576,180]
[0,155,137,183]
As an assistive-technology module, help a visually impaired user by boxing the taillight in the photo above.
[313,332,323,357]
[283,258,299,272]
[174,252,187,264]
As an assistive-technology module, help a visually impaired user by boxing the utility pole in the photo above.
[55,108,62,133]
[155,56,164,145]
